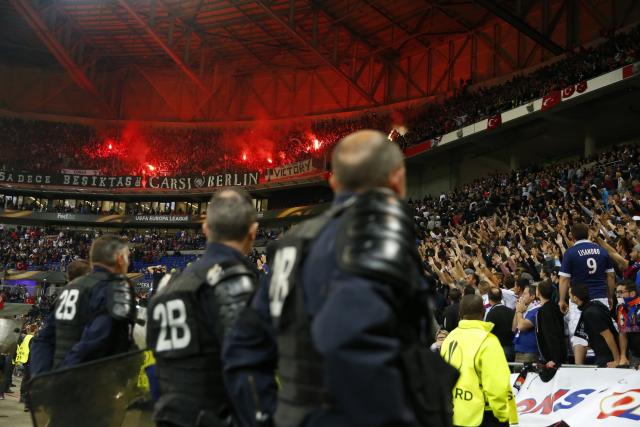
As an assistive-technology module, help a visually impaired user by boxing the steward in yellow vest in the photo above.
[15,334,33,365]
[441,295,518,427]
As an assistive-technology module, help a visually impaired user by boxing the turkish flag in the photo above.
[541,90,561,111]
[562,85,575,99]
[623,64,634,79]
[623,64,639,79]
[576,81,589,93]
[487,114,502,130]
[576,81,588,93]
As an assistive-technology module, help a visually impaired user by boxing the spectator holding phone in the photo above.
[513,284,540,363]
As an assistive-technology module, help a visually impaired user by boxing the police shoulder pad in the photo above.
[107,276,135,321]
[336,188,418,288]
[206,263,254,288]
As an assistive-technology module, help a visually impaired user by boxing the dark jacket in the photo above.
[443,302,460,332]
[150,242,258,427]
[485,304,515,348]
[223,193,424,427]
[31,267,133,373]
[535,301,567,365]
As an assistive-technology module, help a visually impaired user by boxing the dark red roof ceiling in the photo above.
[0,0,492,70]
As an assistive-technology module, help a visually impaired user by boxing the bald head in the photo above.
[459,294,485,321]
[331,130,405,194]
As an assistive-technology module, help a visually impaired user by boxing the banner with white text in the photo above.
[263,158,323,182]
[511,367,640,426]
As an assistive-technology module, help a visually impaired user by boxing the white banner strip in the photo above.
[510,367,640,426]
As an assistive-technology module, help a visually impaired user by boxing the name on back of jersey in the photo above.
[577,248,601,256]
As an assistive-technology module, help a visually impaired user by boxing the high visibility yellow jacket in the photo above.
[441,320,518,427]
[15,334,33,365]
[137,350,156,391]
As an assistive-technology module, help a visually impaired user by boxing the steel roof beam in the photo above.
[308,0,428,98]
[475,0,565,55]
[254,0,379,105]
[8,0,114,116]
[359,0,432,50]
[116,0,209,93]
[227,0,308,65]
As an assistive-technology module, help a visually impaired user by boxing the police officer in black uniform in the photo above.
[147,189,259,427]
[31,237,135,371]
[223,130,457,427]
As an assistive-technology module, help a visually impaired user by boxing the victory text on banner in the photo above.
[510,367,640,426]
[264,159,318,182]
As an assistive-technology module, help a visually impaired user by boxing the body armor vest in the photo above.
[271,190,458,427]
[53,272,108,368]
[269,204,349,427]
[147,264,234,423]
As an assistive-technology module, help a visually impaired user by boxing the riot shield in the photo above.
[29,350,155,427]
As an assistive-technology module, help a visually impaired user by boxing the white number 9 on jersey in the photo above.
[587,257,598,275]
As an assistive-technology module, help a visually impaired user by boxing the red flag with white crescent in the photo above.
[487,114,502,130]
[623,64,634,79]
[541,90,561,111]
[576,81,588,93]
[562,85,576,99]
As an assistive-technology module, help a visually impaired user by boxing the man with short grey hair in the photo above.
[148,188,259,427]
[205,189,258,244]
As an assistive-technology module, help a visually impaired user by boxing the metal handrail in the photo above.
[508,362,598,368]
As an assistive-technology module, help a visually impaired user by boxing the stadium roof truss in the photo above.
[1,0,639,121]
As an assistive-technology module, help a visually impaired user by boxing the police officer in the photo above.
[31,237,136,372]
[31,259,91,376]
[147,189,259,427]
[441,295,517,427]
[223,130,457,427]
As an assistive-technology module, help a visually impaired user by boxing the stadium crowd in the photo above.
[1,140,638,367]
[0,226,281,272]
[418,143,640,366]
[400,24,640,146]
[0,228,201,271]
[0,25,637,177]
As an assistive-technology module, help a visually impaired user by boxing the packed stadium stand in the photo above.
[1,0,640,426]
[0,23,638,176]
